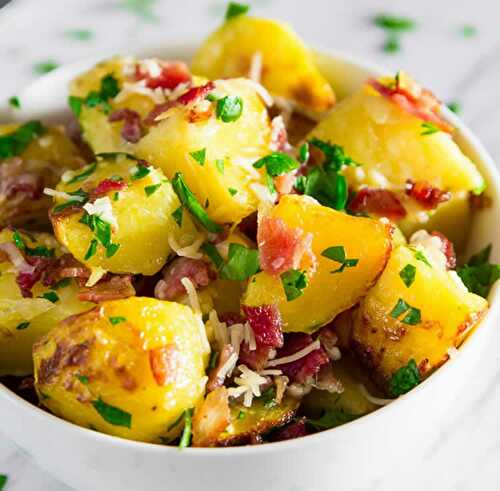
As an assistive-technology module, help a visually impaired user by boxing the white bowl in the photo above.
[0,44,499,491]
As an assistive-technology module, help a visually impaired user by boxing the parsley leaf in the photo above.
[252,152,299,177]
[414,250,431,267]
[84,239,98,260]
[383,35,400,53]
[0,121,46,158]
[65,29,93,41]
[461,25,477,38]
[171,206,183,227]
[457,244,500,297]
[0,475,7,490]
[144,183,162,196]
[307,408,358,430]
[447,101,461,114]
[216,95,243,122]
[321,246,358,273]
[228,187,238,196]
[281,269,308,301]
[8,96,20,109]
[179,408,194,449]
[201,242,225,270]
[76,375,89,385]
[40,291,59,303]
[388,359,420,397]
[70,73,120,116]
[67,162,97,184]
[215,158,225,174]
[34,60,59,75]
[298,142,310,164]
[109,316,127,325]
[220,243,260,281]
[172,173,222,233]
[374,14,416,31]
[12,230,55,258]
[130,162,151,180]
[16,321,30,330]
[390,298,421,325]
[225,2,249,20]
[309,138,359,171]
[399,264,416,287]
[421,122,440,136]
[190,148,206,166]
[92,398,132,428]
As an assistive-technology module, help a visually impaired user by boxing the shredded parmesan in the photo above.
[250,182,276,206]
[209,309,229,349]
[217,352,239,381]
[38,135,53,148]
[243,322,256,351]
[115,79,166,105]
[248,51,263,83]
[180,277,200,312]
[228,364,269,407]
[358,384,393,406]
[83,197,118,229]
[410,230,447,271]
[230,323,245,357]
[448,271,469,293]
[269,115,286,151]
[167,235,204,260]
[85,266,107,287]
[246,79,274,107]
[195,315,211,354]
[266,340,321,367]
[369,169,390,188]
[43,188,77,202]
[258,369,282,376]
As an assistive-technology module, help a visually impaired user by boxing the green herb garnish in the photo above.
[388,359,420,397]
[0,121,46,158]
[69,74,120,116]
[237,410,246,420]
[171,206,183,227]
[225,2,249,20]
[53,278,71,290]
[421,122,440,135]
[228,187,238,196]
[281,269,308,301]
[130,162,151,180]
[457,244,500,297]
[414,250,431,267]
[190,148,206,166]
[144,183,162,196]
[65,29,93,41]
[0,475,8,490]
[321,246,359,273]
[8,96,20,109]
[390,298,421,325]
[307,408,358,430]
[399,264,416,287]
[16,321,30,330]
[374,14,416,31]
[95,151,138,161]
[220,243,260,281]
[383,35,400,53]
[76,375,89,385]
[40,291,59,303]
[92,397,132,428]
[179,408,194,449]
[215,158,225,174]
[11,230,54,258]
[298,142,309,164]
[201,242,225,270]
[461,25,477,38]
[34,60,59,75]
[252,152,299,177]
[84,239,98,260]
[208,351,219,370]
[216,95,243,122]
[447,101,461,114]
[109,316,127,325]
[67,162,97,184]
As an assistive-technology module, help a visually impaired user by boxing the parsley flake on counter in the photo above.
[65,29,93,41]
[0,120,46,158]
[109,316,127,325]
[179,408,194,449]
[120,0,159,21]
[144,183,162,196]
[8,96,20,109]
[399,264,416,287]
[383,35,400,53]
[461,25,477,38]
[458,244,500,297]
[34,60,59,75]
[307,408,358,430]
[374,14,416,32]
[281,269,309,301]
[225,2,249,21]
[390,298,421,325]
[253,152,299,177]
[388,359,420,397]
[321,246,359,273]
[16,321,30,330]
[421,122,440,136]
[92,397,132,428]
[216,95,243,122]
[172,173,222,233]
[447,101,461,114]
[190,148,206,166]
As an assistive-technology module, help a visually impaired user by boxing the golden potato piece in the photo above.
[51,154,198,275]
[308,85,484,193]
[0,229,93,375]
[351,245,487,391]
[33,297,210,443]
[0,123,85,227]
[136,78,272,224]
[242,195,392,332]
[192,16,335,113]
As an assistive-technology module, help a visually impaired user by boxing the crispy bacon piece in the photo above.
[192,387,231,447]
[108,108,143,143]
[92,178,127,198]
[0,165,43,200]
[368,78,453,133]
[135,61,191,90]
[149,345,177,386]
[242,305,284,348]
[271,418,308,441]
[258,216,313,276]
[238,212,258,242]
[154,257,212,301]
[274,333,329,384]
[78,275,135,303]
[405,180,450,210]
[431,231,457,270]
[274,173,296,197]
[43,253,90,287]
[349,188,407,220]
[238,344,273,371]
[207,344,236,392]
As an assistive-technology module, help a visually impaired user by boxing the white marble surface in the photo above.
[0,0,500,489]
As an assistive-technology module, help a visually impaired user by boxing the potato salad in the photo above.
[0,2,497,447]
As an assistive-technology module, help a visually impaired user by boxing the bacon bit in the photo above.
[219,312,246,326]
[108,108,143,143]
[192,387,231,447]
[349,188,407,220]
[242,305,284,348]
[367,78,453,133]
[238,344,273,371]
[405,180,450,210]
[271,418,308,441]
[43,253,90,287]
[274,333,329,384]
[149,344,177,386]
[92,178,127,198]
[135,61,191,90]
[238,212,258,242]
[154,257,212,301]
[187,103,214,124]
[207,344,236,391]
[0,168,43,200]
[78,274,135,302]
[431,231,457,270]
[274,173,296,197]
[318,325,341,361]
[258,216,314,276]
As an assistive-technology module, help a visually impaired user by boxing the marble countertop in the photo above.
[0,0,499,489]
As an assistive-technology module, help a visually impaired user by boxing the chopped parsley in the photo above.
[105,243,120,258]
[220,243,260,281]
[53,278,71,290]
[0,120,46,158]
[307,408,358,430]
[130,162,151,180]
[237,410,246,420]
[69,74,120,116]
[39,291,59,303]
[259,386,277,409]
[16,321,30,330]
[190,148,206,166]
[201,242,225,271]
[447,101,461,114]
[421,122,441,136]
[298,142,310,164]
[228,187,238,196]
[383,35,400,53]
[109,316,127,325]
[8,96,20,109]
[216,95,243,122]
[65,29,93,41]
[373,14,416,31]
[390,298,421,325]
[12,230,55,258]
[67,162,97,184]
[252,152,299,177]
[34,60,59,75]
[457,244,500,297]
[281,269,308,301]
[84,239,98,260]
[76,375,89,385]
[215,158,225,174]
[92,397,132,428]
[95,151,138,161]
[119,0,159,21]
[388,359,420,397]
[208,351,219,370]
[0,475,7,490]
[225,2,249,21]
[414,250,431,267]
[461,25,477,38]
[144,183,162,196]
[399,264,416,287]
[171,206,183,227]
[321,246,359,273]
[172,173,222,233]
[178,408,194,449]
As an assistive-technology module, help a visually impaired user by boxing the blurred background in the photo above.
[0,0,499,490]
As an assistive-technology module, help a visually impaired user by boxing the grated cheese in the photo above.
[266,340,321,367]
[228,364,269,407]
[180,277,200,312]
[250,182,276,206]
[217,352,239,381]
[43,187,78,202]
[410,230,447,271]
[209,309,229,349]
[139,58,162,78]
[167,234,204,260]
[248,51,263,83]
[358,384,393,406]
[269,115,288,151]
[246,79,274,108]
[85,266,107,287]
[115,80,166,105]
[448,271,469,293]
[369,169,390,188]
[230,323,245,357]
[258,369,282,376]
[83,197,118,229]
[195,315,211,354]
[243,322,256,351]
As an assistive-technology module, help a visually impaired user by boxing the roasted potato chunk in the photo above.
[136,78,272,223]
[33,297,210,442]
[0,229,93,375]
[351,244,487,391]
[192,16,335,113]
[242,195,392,332]
[51,154,198,275]
[0,123,85,227]
[308,85,484,193]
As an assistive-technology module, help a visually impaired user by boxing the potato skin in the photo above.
[33,297,210,443]
[135,78,272,224]
[51,155,198,275]
[192,16,335,113]
[242,195,392,332]
[0,229,93,375]
[308,86,484,193]
[351,245,487,391]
